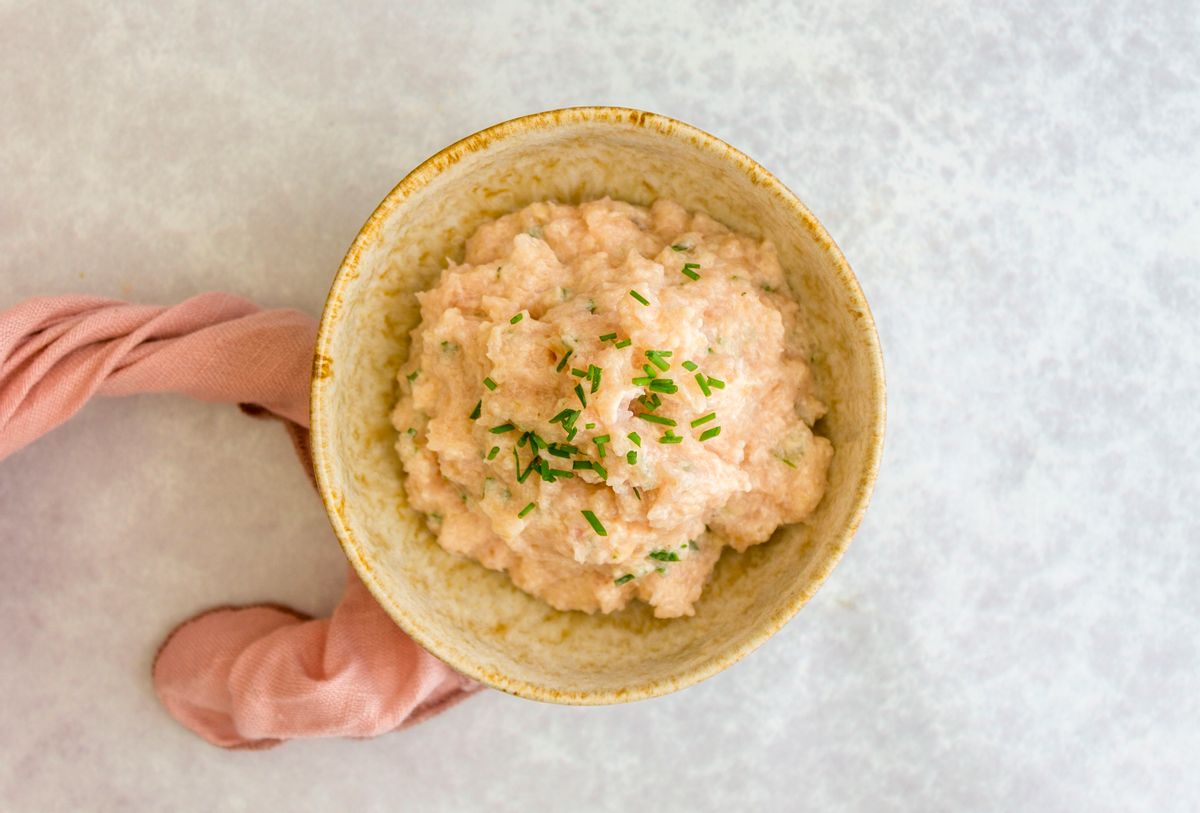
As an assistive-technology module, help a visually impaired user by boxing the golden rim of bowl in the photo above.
[310,106,887,705]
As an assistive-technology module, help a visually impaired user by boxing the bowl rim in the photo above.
[310,106,887,705]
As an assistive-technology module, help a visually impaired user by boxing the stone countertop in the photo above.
[1,2,1197,810]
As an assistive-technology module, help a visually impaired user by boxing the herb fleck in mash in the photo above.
[392,198,831,618]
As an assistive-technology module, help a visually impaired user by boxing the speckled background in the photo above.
[1,1,1197,810]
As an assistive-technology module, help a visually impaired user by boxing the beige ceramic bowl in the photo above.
[311,107,885,704]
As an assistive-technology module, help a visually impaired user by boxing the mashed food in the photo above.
[391,198,832,618]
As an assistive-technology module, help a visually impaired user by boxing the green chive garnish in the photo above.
[469,400,482,420]
[592,462,608,479]
[511,313,524,324]
[588,364,602,393]
[636,413,676,427]
[406,369,420,382]
[645,350,671,370]
[556,349,573,372]
[629,290,650,306]
[699,426,721,441]
[642,364,659,380]
[530,433,548,451]
[690,412,716,427]
[546,444,572,458]
[659,432,683,444]
[574,383,587,407]
[615,574,635,585]
[780,457,798,469]
[584,422,596,429]
[546,467,574,479]
[648,379,677,394]
[483,377,497,391]
[487,446,500,460]
[599,332,617,342]
[632,376,655,386]
[632,487,642,501]
[549,408,576,425]
[681,262,700,281]
[706,376,726,389]
[571,367,587,377]
[670,244,689,252]
[648,550,680,562]
[581,510,607,536]
[695,373,712,396]
[594,434,610,458]
[490,423,515,434]
[627,432,642,447]
[517,432,528,447]
[682,360,698,371]
[572,460,593,470]
[640,393,662,412]
[518,502,536,518]
[615,338,632,348]
[627,450,637,465]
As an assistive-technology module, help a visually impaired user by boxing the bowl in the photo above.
[310,107,885,703]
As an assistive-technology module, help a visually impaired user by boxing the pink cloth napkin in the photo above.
[0,292,479,749]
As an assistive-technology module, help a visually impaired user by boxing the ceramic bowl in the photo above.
[310,107,885,703]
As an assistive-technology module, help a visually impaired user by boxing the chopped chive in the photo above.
[632,487,642,501]
[571,367,587,377]
[588,364,602,393]
[517,432,528,448]
[632,376,655,386]
[636,413,676,427]
[695,373,712,396]
[599,332,617,342]
[483,377,497,391]
[648,549,680,562]
[530,433,548,451]
[648,379,678,394]
[681,262,701,281]
[640,393,662,411]
[615,574,635,585]
[490,423,515,434]
[642,364,659,379]
[706,376,726,389]
[572,460,594,470]
[629,290,650,306]
[699,426,721,441]
[682,360,698,371]
[549,408,575,425]
[780,457,798,469]
[510,313,524,324]
[545,468,574,479]
[406,369,420,382]
[546,444,572,458]
[615,338,632,349]
[556,349,573,372]
[670,244,689,252]
[690,412,717,428]
[659,432,683,444]
[593,434,611,445]
[627,450,638,465]
[469,400,482,420]
[645,351,671,371]
[628,431,642,447]
[574,383,587,407]
[581,510,608,536]
[585,422,596,429]
[487,446,500,460]
[406,428,417,436]
[518,502,536,518]
[566,426,578,441]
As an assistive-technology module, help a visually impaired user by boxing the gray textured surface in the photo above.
[2,1,1198,810]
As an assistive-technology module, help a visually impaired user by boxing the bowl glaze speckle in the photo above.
[310,107,885,704]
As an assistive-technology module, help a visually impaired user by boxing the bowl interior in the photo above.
[311,108,884,703]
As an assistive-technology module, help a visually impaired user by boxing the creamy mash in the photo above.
[391,198,832,618]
